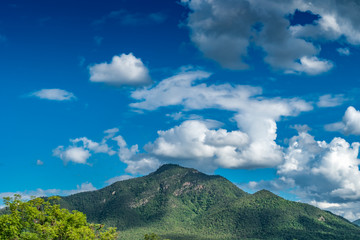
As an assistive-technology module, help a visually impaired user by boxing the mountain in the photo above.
[353,219,360,226]
[54,164,360,239]
[1,164,359,239]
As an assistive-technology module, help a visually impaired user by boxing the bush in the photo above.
[0,194,118,240]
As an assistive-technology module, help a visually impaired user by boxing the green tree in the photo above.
[144,233,170,240]
[0,194,118,240]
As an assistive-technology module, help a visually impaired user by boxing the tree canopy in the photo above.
[0,194,118,240]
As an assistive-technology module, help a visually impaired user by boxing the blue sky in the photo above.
[1,0,360,220]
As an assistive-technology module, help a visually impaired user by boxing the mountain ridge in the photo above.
[57,164,360,239]
[3,164,359,239]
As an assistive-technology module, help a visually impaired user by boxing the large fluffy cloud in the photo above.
[130,69,312,171]
[325,106,360,135]
[89,53,152,87]
[279,132,360,202]
[181,0,360,74]
[29,89,76,101]
[245,128,360,220]
[145,120,252,171]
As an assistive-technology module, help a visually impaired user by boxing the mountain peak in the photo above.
[151,163,201,176]
[253,189,277,197]
[154,163,184,173]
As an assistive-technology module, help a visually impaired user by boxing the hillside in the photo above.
[56,164,360,239]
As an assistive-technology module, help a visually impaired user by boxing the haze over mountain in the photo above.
[57,164,360,240]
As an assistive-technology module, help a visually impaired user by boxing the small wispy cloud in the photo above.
[36,160,44,166]
[28,89,76,101]
[317,94,346,108]
[105,175,134,185]
[0,182,97,203]
[93,9,166,26]
[337,47,350,56]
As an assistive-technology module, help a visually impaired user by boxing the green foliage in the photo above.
[0,194,118,240]
[144,233,161,240]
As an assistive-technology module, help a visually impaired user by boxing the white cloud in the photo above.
[52,127,160,175]
[310,200,360,221]
[89,53,151,87]
[36,160,44,166]
[337,47,350,56]
[105,175,134,185]
[29,89,76,101]
[243,129,360,220]
[53,130,118,165]
[131,69,311,115]
[62,182,96,195]
[317,94,346,108]
[112,135,160,175]
[279,132,360,202]
[71,137,115,155]
[0,182,97,204]
[293,1,360,45]
[325,106,360,135]
[53,146,91,164]
[293,56,333,75]
[182,0,360,74]
[129,69,312,171]
[145,120,280,171]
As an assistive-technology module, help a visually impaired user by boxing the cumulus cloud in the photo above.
[310,200,360,221]
[325,106,360,135]
[53,126,159,175]
[112,135,160,175]
[182,0,360,74]
[131,69,311,114]
[317,94,346,108]
[53,128,118,165]
[129,69,312,171]
[292,56,333,75]
[145,120,268,171]
[89,53,152,87]
[279,132,360,202]
[53,146,91,165]
[29,89,76,101]
[243,129,360,220]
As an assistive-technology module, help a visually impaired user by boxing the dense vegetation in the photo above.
[55,164,360,239]
[0,195,118,240]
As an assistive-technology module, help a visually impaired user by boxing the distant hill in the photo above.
[353,219,360,226]
[54,164,360,239]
